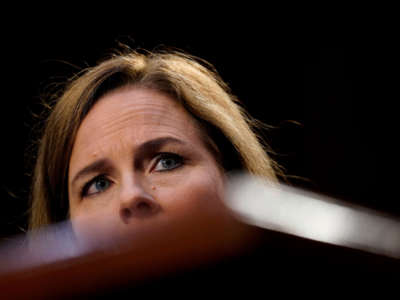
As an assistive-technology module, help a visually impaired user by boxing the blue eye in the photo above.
[82,175,111,197]
[154,153,183,172]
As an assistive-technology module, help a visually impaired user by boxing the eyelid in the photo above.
[79,152,186,196]
[81,174,112,198]
[152,152,184,172]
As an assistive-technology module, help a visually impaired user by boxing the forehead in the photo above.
[71,87,205,156]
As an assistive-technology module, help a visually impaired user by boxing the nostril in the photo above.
[135,201,152,212]
[120,198,161,222]
[121,207,132,219]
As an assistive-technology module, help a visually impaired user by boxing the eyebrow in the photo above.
[70,136,186,188]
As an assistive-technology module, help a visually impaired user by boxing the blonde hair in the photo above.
[29,48,281,230]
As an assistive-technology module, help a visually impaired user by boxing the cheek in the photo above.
[68,191,121,243]
[69,192,128,250]
[69,189,116,218]
[158,167,226,215]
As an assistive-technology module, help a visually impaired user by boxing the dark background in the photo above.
[0,17,395,240]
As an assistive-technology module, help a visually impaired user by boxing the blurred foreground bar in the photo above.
[0,200,258,299]
[0,180,399,299]
[0,214,398,299]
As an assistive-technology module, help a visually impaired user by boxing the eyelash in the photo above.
[153,152,184,172]
[80,152,184,198]
[81,174,110,198]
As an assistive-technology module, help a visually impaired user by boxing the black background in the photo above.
[0,13,396,240]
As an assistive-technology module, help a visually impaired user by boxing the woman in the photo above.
[29,47,280,241]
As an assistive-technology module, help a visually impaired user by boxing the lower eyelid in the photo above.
[154,154,184,171]
[82,176,112,197]
[81,154,187,196]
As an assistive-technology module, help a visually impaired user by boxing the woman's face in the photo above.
[68,87,225,244]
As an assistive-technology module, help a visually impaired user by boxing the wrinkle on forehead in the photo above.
[69,87,207,166]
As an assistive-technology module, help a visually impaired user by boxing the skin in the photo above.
[68,86,226,246]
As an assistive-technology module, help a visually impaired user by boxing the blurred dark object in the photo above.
[0,202,398,299]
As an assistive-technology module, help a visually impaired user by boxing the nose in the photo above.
[119,184,161,223]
